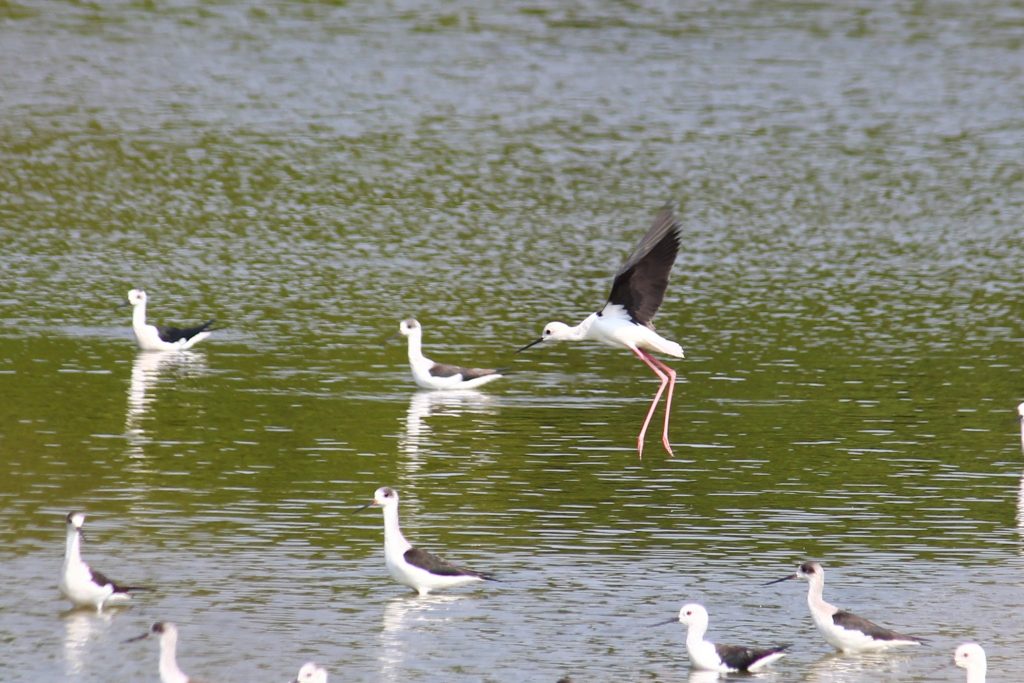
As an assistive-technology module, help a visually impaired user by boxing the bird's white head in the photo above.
[765,560,823,587]
[677,603,709,628]
[66,511,86,529]
[126,621,178,644]
[954,642,986,672]
[518,321,574,352]
[151,621,177,640]
[371,486,399,508]
[1017,401,1024,419]
[795,561,824,583]
[356,486,399,515]
[127,289,147,307]
[293,662,329,683]
[541,322,574,341]
[399,319,421,337]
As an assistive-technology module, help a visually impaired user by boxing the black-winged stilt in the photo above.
[59,512,147,612]
[766,561,924,653]
[398,318,503,390]
[126,621,204,683]
[954,642,987,682]
[654,602,788,672]
[126,289,215,351]
[357,486,495,596]
[518,204,685,458]
[292,662,329,683]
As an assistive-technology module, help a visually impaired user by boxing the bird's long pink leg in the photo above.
[631,347,672,458]
[646,353,677,456]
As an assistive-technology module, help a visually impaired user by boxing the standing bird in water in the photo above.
[60,512,148,612]
[766,561,924,653]
[518,204,685,457]
[398,318,503,390]
[126,289,216,352]
[357,486,496,596]
[654,602,788,672]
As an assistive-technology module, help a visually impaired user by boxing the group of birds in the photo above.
[128,204,688,458]
[108,204,995,680]
[61,501,989,681]
[658,560,988,678]
[61,512,328,683]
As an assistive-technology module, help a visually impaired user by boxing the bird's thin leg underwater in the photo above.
[631,347,675,458]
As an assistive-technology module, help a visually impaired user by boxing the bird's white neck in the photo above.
[382,504,411,553]
[159,632,189,683]
[966,667,986,683]
[64,525,82,567]
[806,573,836,616]
[684,619,709,651]
[132,302,148,329]
[404,330,427,365]
[559,316,596,342]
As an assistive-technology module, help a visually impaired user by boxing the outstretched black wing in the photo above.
[605,204,682,327]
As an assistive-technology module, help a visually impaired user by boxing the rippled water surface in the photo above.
[2,2,1024,681]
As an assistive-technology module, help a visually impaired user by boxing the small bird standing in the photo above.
[126,289,215,351]
[766,561,924,653]
[518,204,685,457]
[398,318,503,390]
[357,486,495,596]
[59,512,146,612]
[954,642,987,683]
[292,662,329,683]
[126,621,206,683]
[655,602,788,672]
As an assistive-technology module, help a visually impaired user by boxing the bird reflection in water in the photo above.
[62,609,113,677]
[124,350,208,459]
[378,594,463,679]
[399,390,496,472]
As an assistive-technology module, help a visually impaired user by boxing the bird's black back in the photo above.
[157,319,216,343]
[428,363,498,380]
[833,611,922,642]
[404,547,494,580]
[715,643,789,671]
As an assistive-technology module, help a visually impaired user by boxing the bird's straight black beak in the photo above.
[516,337,544,353]
[354,501,375,513]
[124,632,149,643]
[649,617,678,627]
[763,573,798,586]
